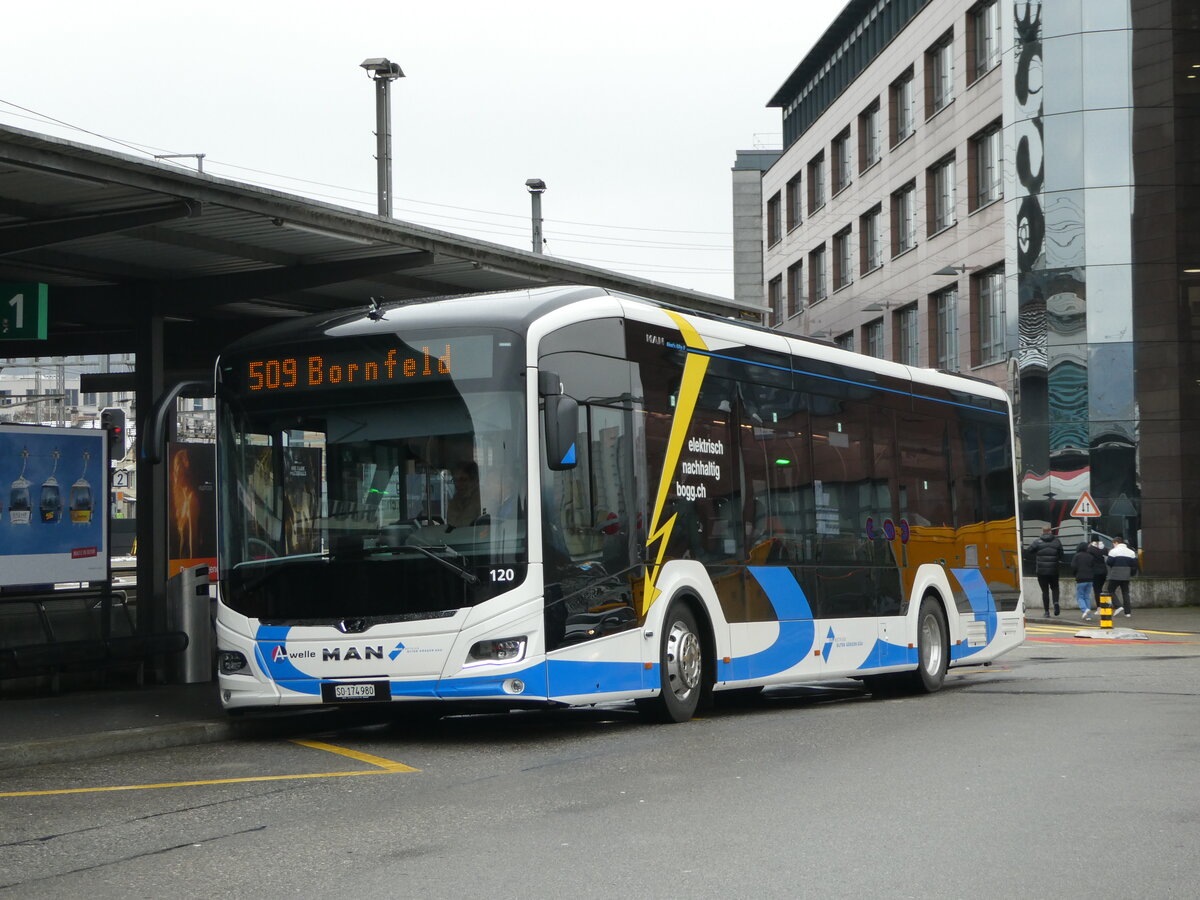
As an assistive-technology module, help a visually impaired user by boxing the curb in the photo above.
[0,720,236,773]
[0,706,395,774]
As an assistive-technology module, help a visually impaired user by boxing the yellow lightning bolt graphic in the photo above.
[640,312,710,616]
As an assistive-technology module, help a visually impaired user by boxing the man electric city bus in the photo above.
[214,286,1024,721]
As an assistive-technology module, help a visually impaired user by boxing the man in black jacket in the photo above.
[1027,526,1064,616]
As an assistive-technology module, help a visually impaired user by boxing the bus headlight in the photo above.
[466,637,527,665]
[218,650,250,675]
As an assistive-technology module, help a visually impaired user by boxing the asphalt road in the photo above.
[2,623,1198,899]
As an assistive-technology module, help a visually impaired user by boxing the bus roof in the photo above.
[220,285,1009,408]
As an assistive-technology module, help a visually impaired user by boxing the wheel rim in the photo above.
[920,610,944,676]
[666,618,702,701]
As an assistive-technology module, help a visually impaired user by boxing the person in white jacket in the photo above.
[1104,535,1140,616]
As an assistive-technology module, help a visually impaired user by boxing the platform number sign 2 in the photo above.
[0,283,48,341]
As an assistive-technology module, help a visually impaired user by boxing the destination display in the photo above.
[241,335,494,394]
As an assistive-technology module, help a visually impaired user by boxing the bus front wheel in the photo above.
[638,601,707,723]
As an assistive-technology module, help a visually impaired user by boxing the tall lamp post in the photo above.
[525,178,546,253]
[360,57,405,217]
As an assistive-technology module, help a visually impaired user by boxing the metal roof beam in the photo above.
[54,250,436,314]
[0,200,200,255]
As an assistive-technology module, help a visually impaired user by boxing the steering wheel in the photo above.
[411,515,445,527]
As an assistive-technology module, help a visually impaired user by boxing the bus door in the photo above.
[539,344,646,699]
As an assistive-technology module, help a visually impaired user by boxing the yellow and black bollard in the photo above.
[1099,591,1113,630]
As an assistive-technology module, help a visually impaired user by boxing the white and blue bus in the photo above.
[214,286,1024,721]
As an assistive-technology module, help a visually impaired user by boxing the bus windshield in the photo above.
[217,329,527,624]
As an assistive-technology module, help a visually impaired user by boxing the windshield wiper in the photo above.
[234,552,327,592]
[403,541,480,586]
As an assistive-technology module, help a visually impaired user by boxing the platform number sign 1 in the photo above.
[0,283,48,340]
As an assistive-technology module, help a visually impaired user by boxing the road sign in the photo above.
[1071,490,1101,518]
[0,282,48,340]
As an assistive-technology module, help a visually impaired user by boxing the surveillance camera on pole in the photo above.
[360,57,405,218]
[526,178,546,254]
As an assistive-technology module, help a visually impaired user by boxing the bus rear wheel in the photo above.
[638,602,707,723]
[910,595,949,693]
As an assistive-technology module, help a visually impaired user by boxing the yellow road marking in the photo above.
[0,741,418,798]
[289,739,419,772]
[1028,623,1194,637]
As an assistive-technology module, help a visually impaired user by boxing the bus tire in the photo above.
[638,601,707,723]
[910,594,949,693]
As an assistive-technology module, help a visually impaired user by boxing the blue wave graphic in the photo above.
[727,568,817,679]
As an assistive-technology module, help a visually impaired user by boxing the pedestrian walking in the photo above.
[1069,542,1100,619]
[1027,526,1064,616]
[1105,534,1140,616]
[1088,539,1108,606]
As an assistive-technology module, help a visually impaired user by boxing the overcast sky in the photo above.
[3,0,846,299]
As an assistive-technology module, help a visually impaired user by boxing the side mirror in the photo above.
[543,393,579,470]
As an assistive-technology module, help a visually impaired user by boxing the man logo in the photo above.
[389,642,405,661]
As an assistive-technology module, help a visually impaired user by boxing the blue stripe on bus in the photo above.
[546,659,649,696]
[949,568,998,660]
[747,566,814,619]
[727,567,817,679]
[685,347,1007,416]
[869,639,918,668]
[254,625,322,696]
[254,625,649,702]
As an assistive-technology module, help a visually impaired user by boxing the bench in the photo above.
[0,589,188,688]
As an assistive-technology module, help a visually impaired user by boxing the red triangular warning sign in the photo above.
[1070,491,1101,518]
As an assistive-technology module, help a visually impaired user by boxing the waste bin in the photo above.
[168,563,213,683]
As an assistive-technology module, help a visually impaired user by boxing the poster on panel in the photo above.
[0,424,107,587]
[167,442,217,576]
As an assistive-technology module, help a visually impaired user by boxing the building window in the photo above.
[786,173,803,231]
[927,155,957,235]
[860,205,882,274]
[832,129,852,194]
[768,275,783,325]
[767,192,782,247]
[971,123,1003,209]
[809,244,828,302]
[835,331,856,352]
[808,152,826,214]
[891,181,917,256]
[890,68,915,145]
[926,31,954,115]
[833,227,853,291]
[864,319,884,358]
[859,100,881,171]
[975,267,1005,364]
[786,260,804,318]
[895,304,919,366]
[971,0,1001,81]
[933,286,959,371]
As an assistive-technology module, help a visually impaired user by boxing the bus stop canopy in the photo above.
[0,123,757,644]
[0,124,756,369]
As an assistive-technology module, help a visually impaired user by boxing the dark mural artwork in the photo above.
[1011,0,1140,546]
